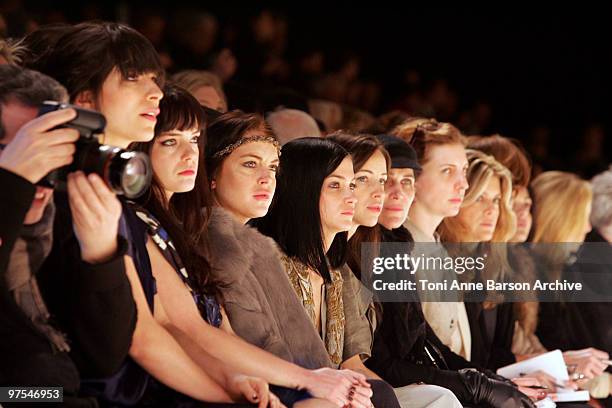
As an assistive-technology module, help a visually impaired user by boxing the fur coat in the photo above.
[206,207,334,369]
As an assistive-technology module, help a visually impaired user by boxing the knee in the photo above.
[429,385,462,408]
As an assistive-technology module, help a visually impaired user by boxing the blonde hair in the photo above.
[392,117,466,166]
[0,39,25,65]
[440,149,516,243]
[171,70,227,112]
[439,150,515,301]
[531,171,592,243]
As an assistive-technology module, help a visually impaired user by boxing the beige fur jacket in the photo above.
[206,207,334,369]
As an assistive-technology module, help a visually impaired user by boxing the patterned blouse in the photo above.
[280,254,345,365]
[130,203,222,328]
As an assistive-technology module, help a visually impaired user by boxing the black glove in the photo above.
[459,368,536,408]
[481,368,517,386]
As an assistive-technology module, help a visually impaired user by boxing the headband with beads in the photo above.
[211,135,281,159]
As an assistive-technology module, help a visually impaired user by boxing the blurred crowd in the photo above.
[1,1,609,179]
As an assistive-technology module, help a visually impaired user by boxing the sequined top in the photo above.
[280,254,345,365]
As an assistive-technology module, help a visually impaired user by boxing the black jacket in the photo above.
[537,229,612,354]
[0,169,81,393]
[37,191,135,378]
[465,301,516,371]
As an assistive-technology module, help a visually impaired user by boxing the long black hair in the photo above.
[326,132,391,280]
[131,84,217,297]
[255,137,350,282]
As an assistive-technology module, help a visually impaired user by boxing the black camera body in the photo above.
[38,101,152,198]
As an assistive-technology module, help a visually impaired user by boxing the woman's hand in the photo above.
[564,348,609,380]
[303,368,373,407]
[68,172,122,264]
[228,375,286,408]
[512,376,548,401]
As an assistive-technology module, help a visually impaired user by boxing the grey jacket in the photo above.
[206,207,334,369]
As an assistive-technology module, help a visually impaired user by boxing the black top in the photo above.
[366,226,488,403]
[37,192,142,404]
[537,229,612,354]
[465,301,516,370]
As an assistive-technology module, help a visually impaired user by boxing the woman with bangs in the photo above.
[22,21,166,406]
[23,22,166,149]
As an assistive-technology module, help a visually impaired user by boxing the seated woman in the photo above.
[203,111,337,371]
[255,137,400,408]
[328,132,462,408]
[438,149,518,372]
[531,172,609,388]
[365,135,536,408]
[560,168,612,401]
[394,119,472,361]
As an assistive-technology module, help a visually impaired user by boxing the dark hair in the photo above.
[326,132,390,280]
[205,110,275,181]
[23,22,164,102]
[0,64,67,140]
[466,134,532,188]
[130,84,216,298]
[19,23,70,68]
[255,137,350,282]
[326,132,390,172]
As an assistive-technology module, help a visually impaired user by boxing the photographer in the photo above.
[0,65,134,405]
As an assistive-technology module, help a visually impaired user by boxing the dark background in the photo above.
[2,1,610,177]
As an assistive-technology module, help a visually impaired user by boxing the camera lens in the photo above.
[106,150,152,199]
[120,152,152,198]
[72,142,152,198]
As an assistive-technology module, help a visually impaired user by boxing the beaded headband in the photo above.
[211,135,281,159]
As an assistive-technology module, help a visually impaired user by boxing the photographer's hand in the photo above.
[0,108,79,183]
[67,171,122,264]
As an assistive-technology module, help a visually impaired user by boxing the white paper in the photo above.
[497,349,568,380]
[551,390,590,402]
[497,350,591,403]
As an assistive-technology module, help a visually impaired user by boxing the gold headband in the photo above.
[211,135,281,159]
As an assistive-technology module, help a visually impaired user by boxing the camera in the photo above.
[38,101,152,198]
